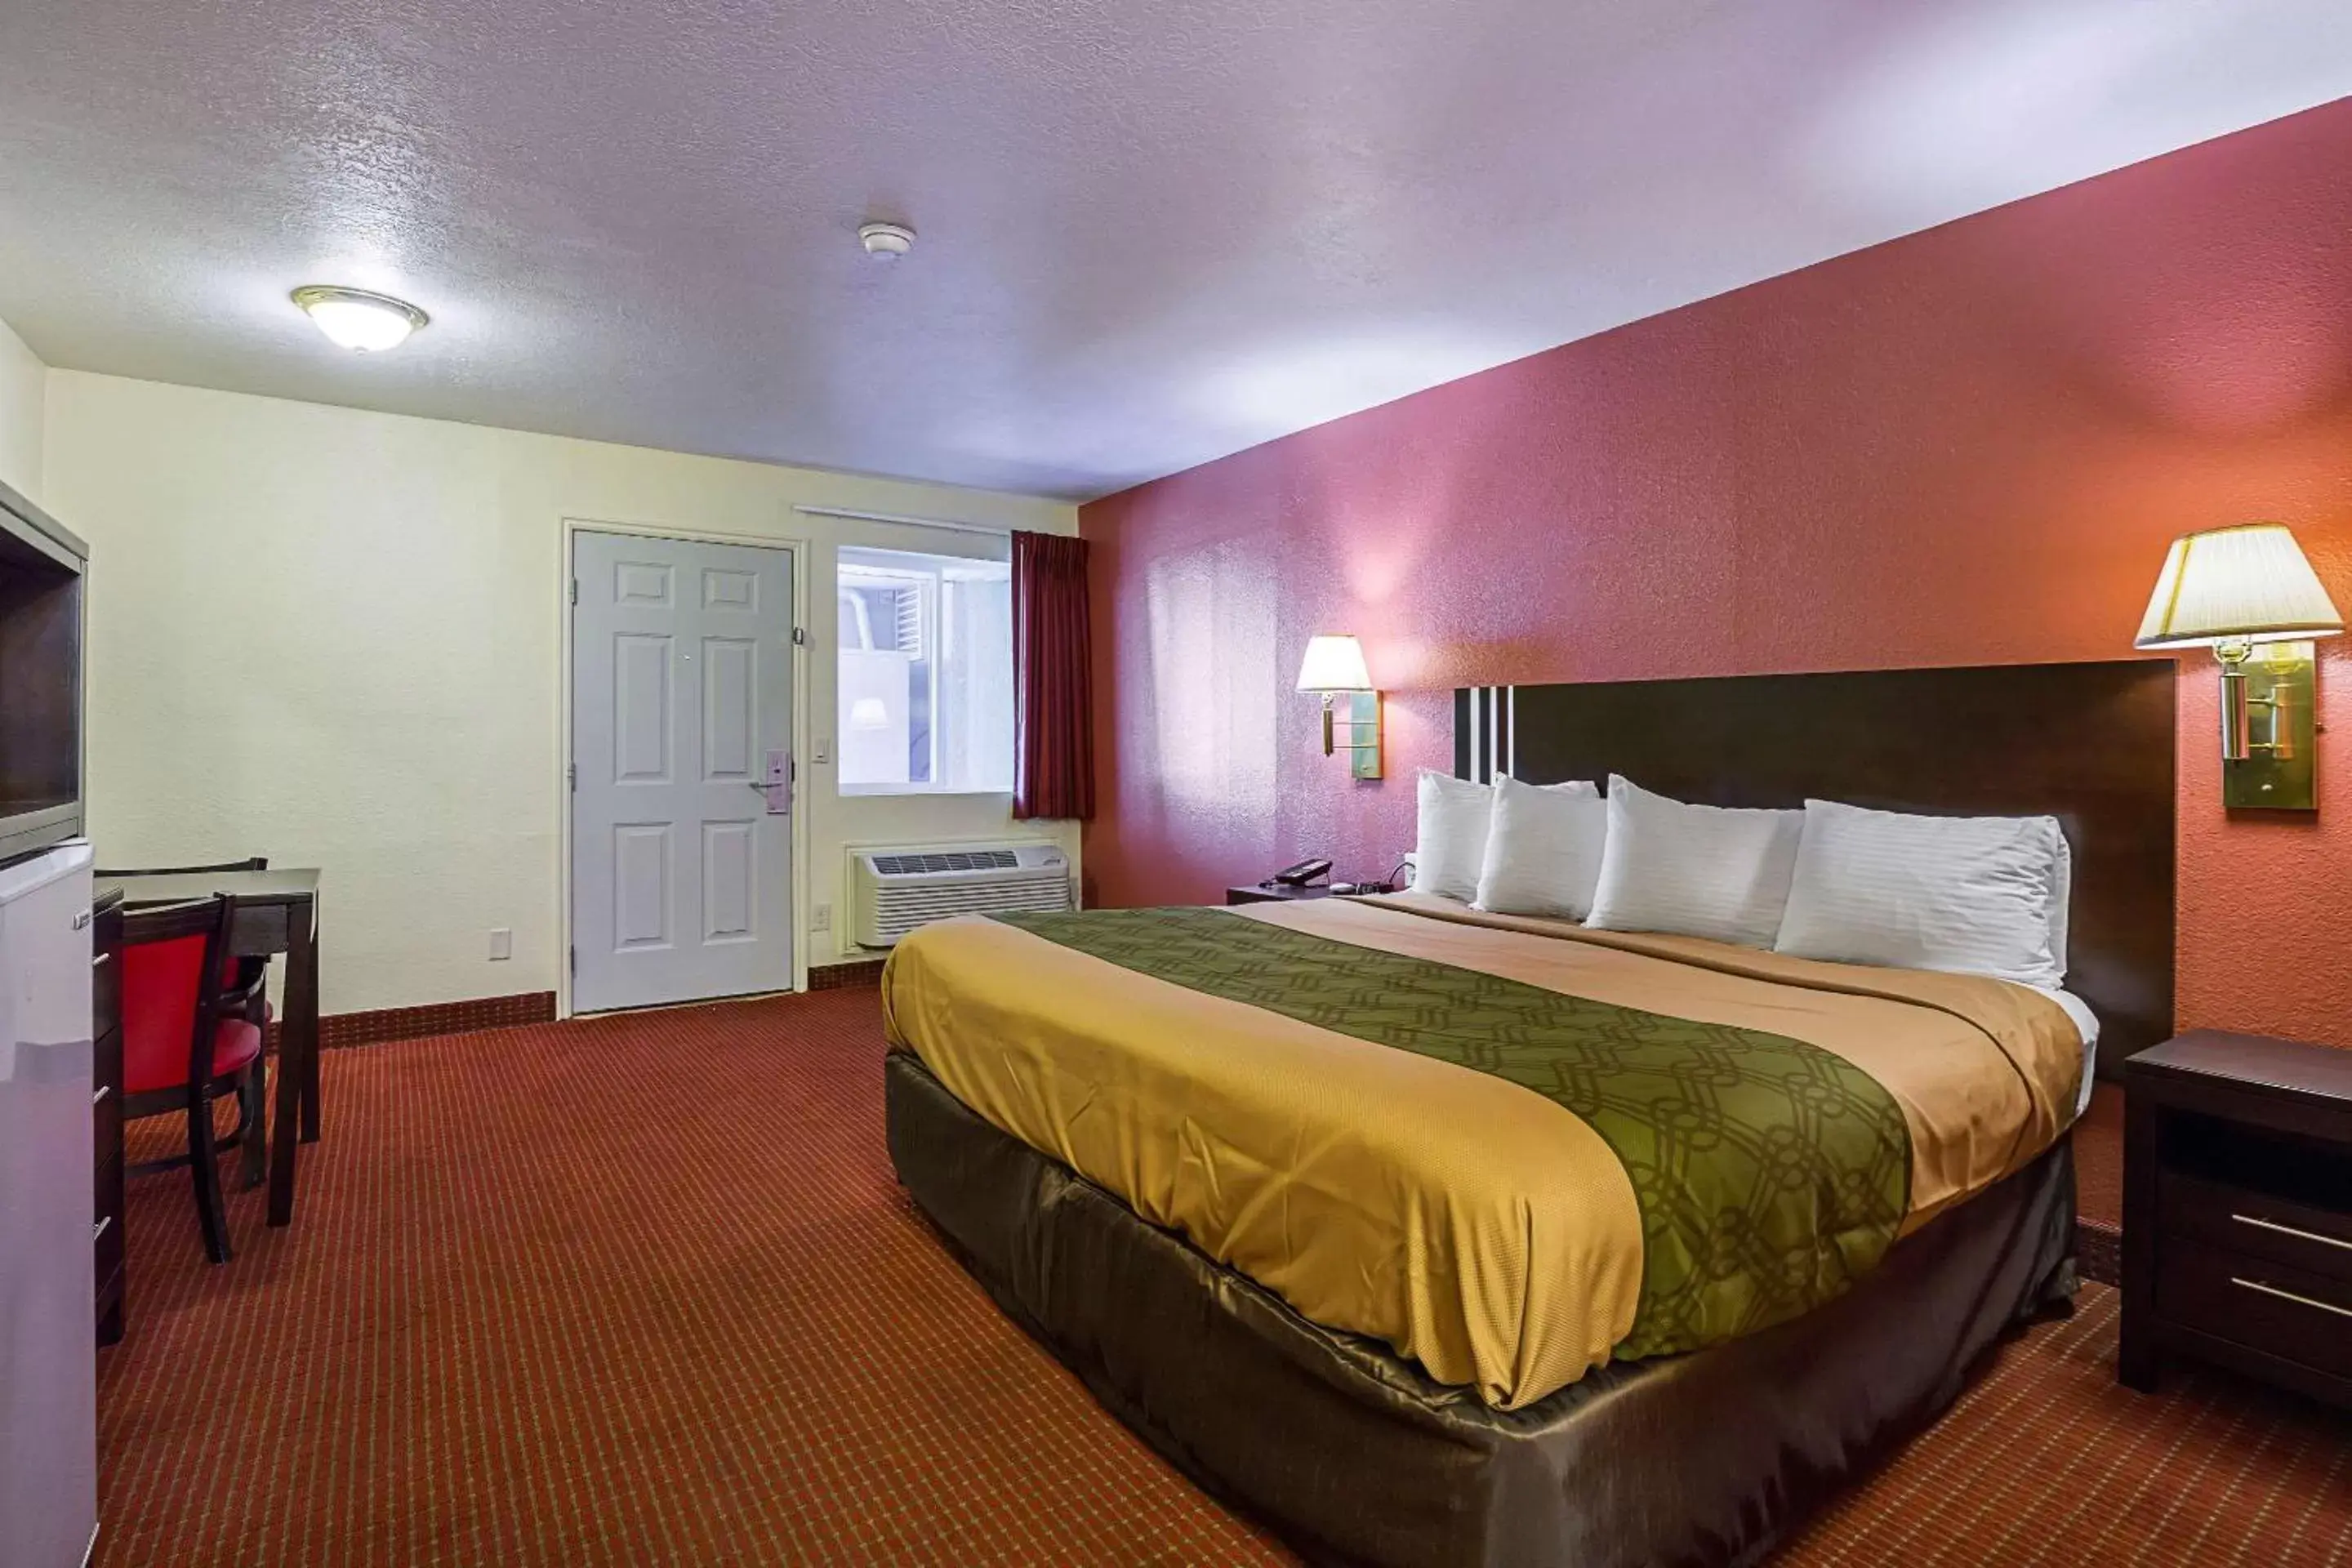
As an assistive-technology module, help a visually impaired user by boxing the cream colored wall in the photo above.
[41,370,1078,1014]
[0,316,46,501]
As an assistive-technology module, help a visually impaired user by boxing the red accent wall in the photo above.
[1080,99,2352,1048]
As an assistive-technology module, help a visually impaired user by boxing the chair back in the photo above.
[99,858,270,995]
[122,896,237,1098]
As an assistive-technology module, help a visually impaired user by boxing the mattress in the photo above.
[880,892,2083,1409]
[885,1048,2078,1568]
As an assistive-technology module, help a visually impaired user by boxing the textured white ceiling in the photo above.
[2,0,2348,501]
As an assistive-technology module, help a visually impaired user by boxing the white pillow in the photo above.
[1474,776,1607,920]
[2047,828,2073,979]
[1586,777,1803,948]
[1773,800,2065,988]
[1413,771,1495,902]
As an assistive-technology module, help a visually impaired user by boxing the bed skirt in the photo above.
[884,1050,2078,1568]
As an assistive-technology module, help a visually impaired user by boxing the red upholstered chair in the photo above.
[100,858,274,1165]
[120,895,270,1264]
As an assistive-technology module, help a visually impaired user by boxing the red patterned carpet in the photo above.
[99,991,2349,1566]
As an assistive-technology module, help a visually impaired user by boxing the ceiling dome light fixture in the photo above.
[858,220,915,261]
[290,284,430,351]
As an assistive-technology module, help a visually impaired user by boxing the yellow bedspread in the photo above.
[880,892,2082,1409]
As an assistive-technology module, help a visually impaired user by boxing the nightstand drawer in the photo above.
[2157,1244,2352,1380]
[1225,884,1334,906]
[2162,1172,2352,1285]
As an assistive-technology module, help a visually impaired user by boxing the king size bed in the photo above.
[881,661,2176,1567]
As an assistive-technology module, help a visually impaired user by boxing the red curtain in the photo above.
[1011,530,1095,821]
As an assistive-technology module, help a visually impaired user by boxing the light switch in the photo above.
[813,736,831,764]
[488,927,513,961]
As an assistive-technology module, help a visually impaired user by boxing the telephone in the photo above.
[1269,858,1334,888]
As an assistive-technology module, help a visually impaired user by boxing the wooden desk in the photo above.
[96,868,320,1227]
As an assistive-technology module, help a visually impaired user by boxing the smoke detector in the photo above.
[858,220,915,261]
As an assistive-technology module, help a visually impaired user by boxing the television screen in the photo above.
[0,483,83,865]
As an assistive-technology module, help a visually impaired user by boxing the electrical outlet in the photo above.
[488,927,513,961]
[812,902,831,933]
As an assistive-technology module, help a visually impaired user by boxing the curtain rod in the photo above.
[791,504,1015,539]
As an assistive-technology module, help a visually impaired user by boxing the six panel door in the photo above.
[571,531,795,1012]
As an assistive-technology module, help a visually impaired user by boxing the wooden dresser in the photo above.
[0,842,99,1566]
[2120,1031,2352,1410]
[92,887,124,1345]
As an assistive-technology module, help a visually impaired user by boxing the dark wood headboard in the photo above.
[1454,661,2176,1079]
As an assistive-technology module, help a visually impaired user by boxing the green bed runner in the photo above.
[995,906,1911,1361]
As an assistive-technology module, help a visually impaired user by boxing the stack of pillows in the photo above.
[1413,770,2070,991]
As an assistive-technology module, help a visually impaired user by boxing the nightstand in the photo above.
[2120,1031,2352,1410]
[1225,883,1336,906]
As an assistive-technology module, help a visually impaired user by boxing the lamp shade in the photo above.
[1295,634,1373,693]
[2135,524,2344,649]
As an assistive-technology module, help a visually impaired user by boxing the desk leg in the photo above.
[296,912,321,1144]
[269,909,319,1225]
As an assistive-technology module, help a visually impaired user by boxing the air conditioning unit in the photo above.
[849,842,1073,947]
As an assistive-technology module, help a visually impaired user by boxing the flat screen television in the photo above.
[0,479,83,866]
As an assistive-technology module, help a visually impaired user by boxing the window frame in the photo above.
[834,543,1015,799]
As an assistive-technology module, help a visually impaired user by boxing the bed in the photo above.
[883,660,2176,1567]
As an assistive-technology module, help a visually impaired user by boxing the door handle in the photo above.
[2233,1212,2352,1253]
[2232,1276,2352,1319]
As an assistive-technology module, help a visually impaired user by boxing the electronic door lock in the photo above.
[751,748,792,814]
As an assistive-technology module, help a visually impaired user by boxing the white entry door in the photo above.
[571,531,795,1012]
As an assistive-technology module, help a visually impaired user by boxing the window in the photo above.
[837,546,1014,794]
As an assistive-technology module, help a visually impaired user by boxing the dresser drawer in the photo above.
[2161,1171,2352,1285]
[93,1145,122,1240]
[92,898,122,1041]
[92,1019,120,1101]
[92,1198,123,1294]
[2157,1243,2352,1380]
[91,1054,122,1175]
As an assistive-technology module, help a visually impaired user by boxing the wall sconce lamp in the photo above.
[1295,634,1383,779]
[2136,523,2344,810]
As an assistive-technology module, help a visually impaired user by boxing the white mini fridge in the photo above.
[0,840,98,1567]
